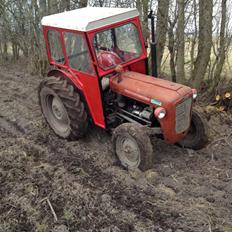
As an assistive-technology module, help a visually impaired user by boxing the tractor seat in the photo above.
[97,50,122,69]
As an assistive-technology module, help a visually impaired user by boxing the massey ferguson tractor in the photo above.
[39,7,208,170]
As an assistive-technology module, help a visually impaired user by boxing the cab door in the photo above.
[62,31,105,128]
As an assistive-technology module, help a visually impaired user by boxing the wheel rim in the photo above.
[51,97,66,120]
[116,135,141,169]
[45,94,70,135]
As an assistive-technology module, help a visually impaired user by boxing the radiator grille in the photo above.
[175,97,192,133]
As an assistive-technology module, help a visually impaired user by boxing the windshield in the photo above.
[93,23,142,70]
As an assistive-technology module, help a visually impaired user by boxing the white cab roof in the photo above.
[41,7,139,32]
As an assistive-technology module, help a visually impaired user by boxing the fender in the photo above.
[47,68,106,129]
[47,68,91,119]
[48,68,83,90]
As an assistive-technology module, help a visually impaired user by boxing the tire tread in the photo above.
[39,76,88,140]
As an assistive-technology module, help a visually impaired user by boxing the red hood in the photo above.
[110,71,192,106]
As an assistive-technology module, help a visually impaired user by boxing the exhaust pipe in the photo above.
[148,10,158,78]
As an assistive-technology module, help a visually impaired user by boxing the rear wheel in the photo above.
[39,76,88,140]
[178,109,208,150]
[112,123,153,171]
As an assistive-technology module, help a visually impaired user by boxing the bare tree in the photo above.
[136,0,149,38]
[176,0,185,83]
[79,0,88,8]
[168,19,177,82]
[212,0,227,85]
[192,0,213,89]
[156,0,170,74]
[190,0,198,73]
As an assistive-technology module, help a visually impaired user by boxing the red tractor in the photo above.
[39,7,208,170]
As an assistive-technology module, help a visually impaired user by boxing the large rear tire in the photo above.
[178,109,208,150]
[39,76,88,140]
[112,123,153,171]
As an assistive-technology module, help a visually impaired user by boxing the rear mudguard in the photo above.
[48,69,83,90]
[47,69,106,129]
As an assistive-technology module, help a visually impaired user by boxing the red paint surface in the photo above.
[129,60,147,74]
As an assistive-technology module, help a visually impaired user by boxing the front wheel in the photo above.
[112,123,154,171]
[178,109,209,150]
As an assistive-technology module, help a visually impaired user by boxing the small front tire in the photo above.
[112,123,153,171]
[178,109,209,150]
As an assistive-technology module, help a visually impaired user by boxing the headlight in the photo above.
[154,107,166,119]
[192,89,197,99]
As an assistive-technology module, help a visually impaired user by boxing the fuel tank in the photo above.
[110,71,193,144]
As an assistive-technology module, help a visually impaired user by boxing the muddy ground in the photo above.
[0,63,232,232]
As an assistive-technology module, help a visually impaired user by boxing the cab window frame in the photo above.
[92,22,143,71]
[47,29,65,65]
[63,31,95,76]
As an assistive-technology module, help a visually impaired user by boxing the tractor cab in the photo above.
[40,7,208,171]
[41,7,147,77]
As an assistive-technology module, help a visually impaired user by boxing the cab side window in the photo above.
[64,32,95,75]
[47,30,64,64]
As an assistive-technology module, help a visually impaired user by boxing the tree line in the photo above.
[0,0,231,93]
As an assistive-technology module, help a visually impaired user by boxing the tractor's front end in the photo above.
[108,69,208,170]
[109,71,195,144]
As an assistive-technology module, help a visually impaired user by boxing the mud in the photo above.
[0,63,232,232]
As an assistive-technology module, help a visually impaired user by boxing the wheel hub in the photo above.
[52,97,66,120]
[116,136,140,168]
[43,93,71,136]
